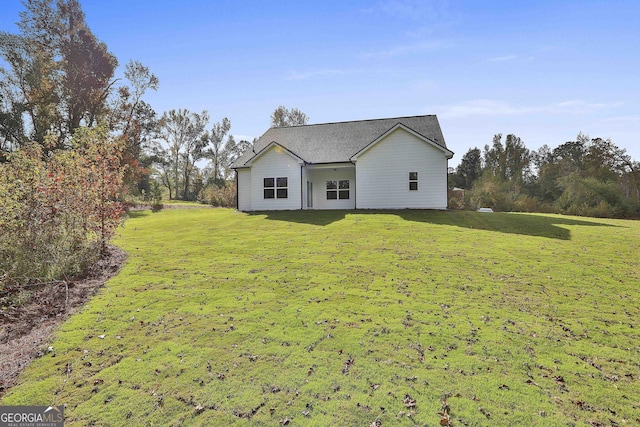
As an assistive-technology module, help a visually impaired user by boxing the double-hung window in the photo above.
[409,172,418,191]
[326,180,350,200]
[264,177,288,199]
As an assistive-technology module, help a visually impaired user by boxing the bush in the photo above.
[0,126,125,286]
[198,183,236,207]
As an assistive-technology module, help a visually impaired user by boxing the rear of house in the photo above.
[232,115,453,211]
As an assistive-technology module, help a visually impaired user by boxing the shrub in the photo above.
[198,183,236,207]
[0,126,125,286]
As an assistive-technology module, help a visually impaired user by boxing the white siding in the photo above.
[249,146,302,210]
[355,128,448,209]
[305,166,356,210]
[236,169,252,211]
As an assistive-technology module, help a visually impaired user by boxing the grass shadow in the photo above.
[254,209,622,240]
[248,210,348,226]
[395,210,622,240]
[125,210,153,220]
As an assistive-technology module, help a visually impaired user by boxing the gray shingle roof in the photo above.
[232,115,449,168]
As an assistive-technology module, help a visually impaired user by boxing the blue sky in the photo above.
[2,0,639,166]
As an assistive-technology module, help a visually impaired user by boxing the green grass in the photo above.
[2,209,639,426]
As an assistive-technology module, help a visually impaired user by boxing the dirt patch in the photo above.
[0,245,126,397]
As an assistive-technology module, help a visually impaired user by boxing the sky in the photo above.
[1,0,639,166]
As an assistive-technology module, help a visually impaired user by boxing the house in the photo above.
[231,115,454,211]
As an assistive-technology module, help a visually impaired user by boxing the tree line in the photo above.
[450,133,640,218]
[0,0,310,287]
[3,1,637,290]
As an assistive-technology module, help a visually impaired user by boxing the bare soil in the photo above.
[0,245,126,397]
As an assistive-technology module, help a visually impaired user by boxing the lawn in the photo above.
[1,209,639,426]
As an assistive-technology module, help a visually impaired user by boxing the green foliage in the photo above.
[467,171,514,211]
[0,125,125,284]
[155,108,209,201]
[452,147,481,189]
[271,105,309,127]
[459,133,640,217]
[555,174,635,218]
[2,209,639,426]
[1,3,158,201]
[197,182,237,207]
[0,0,117,148]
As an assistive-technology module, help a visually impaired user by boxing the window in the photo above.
[409,172,418,191]
[276,177,288,198]
[326,180,337,199]
[327,179,350,200]
[264,177,287,199]
[338,180,350,199]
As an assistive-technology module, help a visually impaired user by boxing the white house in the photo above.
[231,115,454,211]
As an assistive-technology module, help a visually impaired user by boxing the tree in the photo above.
[111,60,160,194]
[158,109,209,200]
[552,138,587,174]
[202,117,231,185]
[0,124,125,284]
[0,0,118,149]
[222,136,252,180]
[454,147,482,189]
[584,137,631,182]
[271,105,309,127]
[483,133,531,184]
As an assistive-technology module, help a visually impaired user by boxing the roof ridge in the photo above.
[271,114,437,129]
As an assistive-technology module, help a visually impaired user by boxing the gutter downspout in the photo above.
[350,160,357,210]
[234,169,239,211]
[445,159,449,210]
[300,163,304,210]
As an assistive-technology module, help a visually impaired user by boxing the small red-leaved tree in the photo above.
[0,125,125,285]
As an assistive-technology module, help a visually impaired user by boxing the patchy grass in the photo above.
[2,209,639,426]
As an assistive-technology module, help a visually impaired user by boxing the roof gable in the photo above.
[232,115,450,168]
[350,123,454,160]
[242,141,306,167]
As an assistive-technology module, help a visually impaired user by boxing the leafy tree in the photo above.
[484,134,531,182]
[203,117,231,186]
[158,109,209,200]
[111,60,160,194]
[271,105,309,127]
[0,124,125,284]
[584,137,632,182]
[457,129,638,217]
[0,0,118,149]
[222,136,252,180]
[553,138,587,172]
[503,134,531,183]
[454,147,482,189]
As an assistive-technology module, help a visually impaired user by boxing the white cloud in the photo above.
[285,69,354,81]
[603,115,640,123]
[377,0,447,21]
[362,40,446,59]
[439,99,623,119]
[438,99,534,118]
[486,55,534,63]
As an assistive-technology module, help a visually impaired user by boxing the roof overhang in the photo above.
[303,162,354,170]
[350,123,454,161]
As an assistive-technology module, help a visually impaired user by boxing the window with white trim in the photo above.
[327,179,350,200]
[264,177,288,199]
[409,172,418,191]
